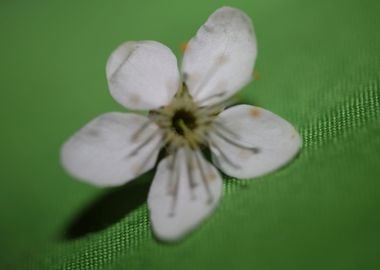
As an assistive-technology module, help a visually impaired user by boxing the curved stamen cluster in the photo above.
[127,85,261,174]
[151,85,223,150]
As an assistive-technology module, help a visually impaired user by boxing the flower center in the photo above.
[171,109,197,136]
[151,85,222,149]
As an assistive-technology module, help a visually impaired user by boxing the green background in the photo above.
[1,0,379,269]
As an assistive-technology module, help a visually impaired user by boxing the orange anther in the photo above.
[253,69,260,80]
[180,42,189,53]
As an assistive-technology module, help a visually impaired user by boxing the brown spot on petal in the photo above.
[217,54,228,64]
[132,163,143,176]
[206,171,217,182]
[85,128,100,137]
[129,94,141,104]
[203,24,214,33]
[250,108,261,118]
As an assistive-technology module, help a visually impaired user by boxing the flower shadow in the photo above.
[61,171,153,240]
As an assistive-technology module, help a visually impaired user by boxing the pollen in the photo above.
[253,69,260,80]
[180,42,189,53]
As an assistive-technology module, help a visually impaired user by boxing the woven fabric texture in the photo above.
[0,0,379,269]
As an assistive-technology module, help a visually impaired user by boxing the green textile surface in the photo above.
[1,0,380,269]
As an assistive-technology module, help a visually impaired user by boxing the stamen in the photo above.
[194,151,213,204]
[152,108,171,118]
[131,120,153,141]
[197,91,227,106]
[167,150,179,217]
[195,103,224,125]
[151,79,225,150]
[207,138,241,169]
[185,148,197,200]
[128,130,159,157]
[198,100,225,114]
[199,95,240,111]
[168,151,179,217]
[130,138,168,174]
[212,129,260,153]
[168,156,177,195]
[212,121,240,140]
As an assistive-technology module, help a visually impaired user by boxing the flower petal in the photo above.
[61,112,162,186]
[106,41,180,110]
[181,7,257,106]
[209,105,302,179]
[148,148,222,242]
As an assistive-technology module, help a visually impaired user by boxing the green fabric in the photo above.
[1,0,379,269]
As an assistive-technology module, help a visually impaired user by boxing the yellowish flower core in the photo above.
[151,85,223,150]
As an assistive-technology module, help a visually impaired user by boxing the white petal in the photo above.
[209,105,301,179]
[181,7,257,106]
[106,41,180,110]
[61,112,162,186]
[148,148,223,242]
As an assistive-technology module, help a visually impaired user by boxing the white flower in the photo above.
[61,6,301,242]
